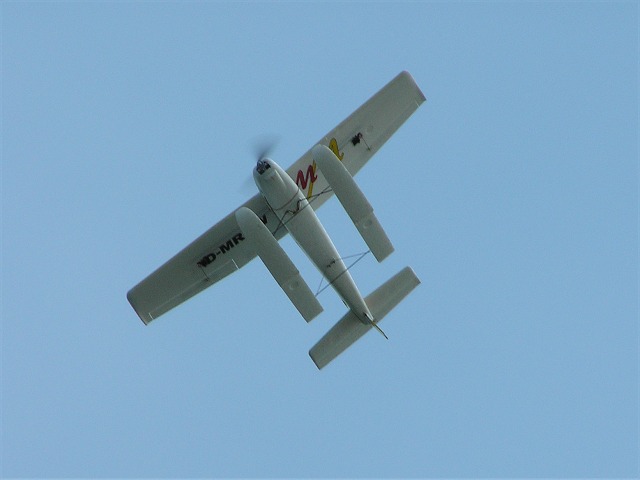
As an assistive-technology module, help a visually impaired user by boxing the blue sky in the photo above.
[2,2,637,478]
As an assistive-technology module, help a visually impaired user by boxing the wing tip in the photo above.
[399,70,427,104]
[127,289,153,325]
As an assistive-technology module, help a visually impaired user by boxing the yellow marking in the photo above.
[329,138,344,160]
[306,138,343,199]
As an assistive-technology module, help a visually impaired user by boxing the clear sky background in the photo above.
[2,2,637,478]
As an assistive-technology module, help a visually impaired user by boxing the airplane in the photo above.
[127,71,426,369]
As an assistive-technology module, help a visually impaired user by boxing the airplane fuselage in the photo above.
[253,159,373,324]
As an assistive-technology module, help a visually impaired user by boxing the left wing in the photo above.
[127,71,425,324]
[127,195,282,324]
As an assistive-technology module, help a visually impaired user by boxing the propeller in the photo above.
[239,135,281,193]
[251,134,280,163]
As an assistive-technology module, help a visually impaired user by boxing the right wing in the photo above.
[285,71,426,210]
[127,71,425,324]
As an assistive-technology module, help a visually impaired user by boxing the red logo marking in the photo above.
[296,164,317,190]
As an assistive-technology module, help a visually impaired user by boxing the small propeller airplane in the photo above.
[127,71,426,369]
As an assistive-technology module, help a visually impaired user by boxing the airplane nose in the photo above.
[256,159,271,175]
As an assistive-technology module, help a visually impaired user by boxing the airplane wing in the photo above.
[285,71,426,208]
[127,194,281,324]
[127,71,426,324]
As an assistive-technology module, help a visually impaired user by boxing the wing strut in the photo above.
[315,250,370,296]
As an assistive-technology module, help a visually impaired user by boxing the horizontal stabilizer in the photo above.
[309,266,420,369]
[235,207,323,322]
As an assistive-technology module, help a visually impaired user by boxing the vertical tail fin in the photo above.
[309,267,420,369]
